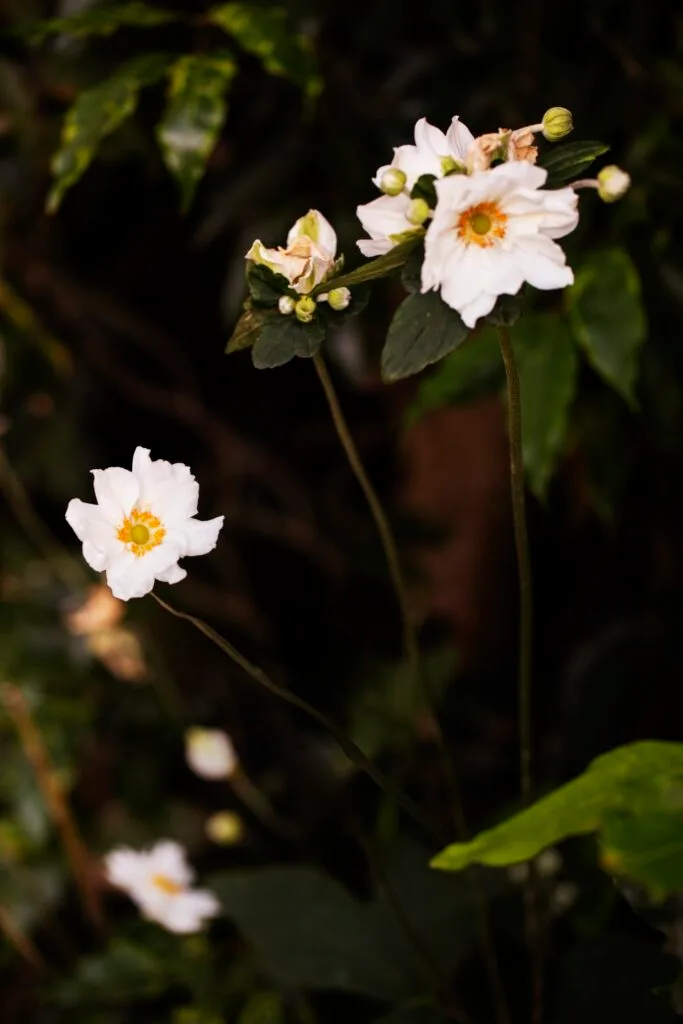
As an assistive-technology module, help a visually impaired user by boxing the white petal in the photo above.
[92,467,139,524]
[516,237,575,290]
[392,144,441,188]
[457,291,498,328]
[446,115,475,161]
[414,117,449,157]
[161,891,220,933]
[356,194,413,246]
[488,159,548,192]
[167,516,224,558]
[156,563,187,585]
[104,542,181,601]
[149,840,194,886]
[131,449,199,526]
[357,237,393,257]
[104,847,149,891]
[66,499,118,550]
[82,541,110,572]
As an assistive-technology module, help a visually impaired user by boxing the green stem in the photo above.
[151,593,441,843]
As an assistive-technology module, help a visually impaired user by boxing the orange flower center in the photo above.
[117,508,166,558]
[151,873,183,895]
[457,201,507,248]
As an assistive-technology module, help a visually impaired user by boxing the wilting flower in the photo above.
[246,210,337,294]
[356,193,420,257]
[422,162,578,328]
[103,840,220,933]
[65,447,224,602]
[185,728,238,780]
[373,116,474,193]
[466,127,538,173]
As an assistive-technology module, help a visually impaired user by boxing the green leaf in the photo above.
[49,940,167,1007]
[226,305,270,353]
[238,992,285,1024]
[381,291,470,382]
[211,839,481,1001]
[567,248,646,406]
[20,2,177,43]
[410,174,437,208]
[157,53,237,211]
[313,236,423,294]
[252,316,325,368]
[540,140,610,187]
[47,53,171,213]
[246,264,292,307]
[513,314,579,499]
[208,3,322,99]
[400,241,425,294]
[431,740,683,899]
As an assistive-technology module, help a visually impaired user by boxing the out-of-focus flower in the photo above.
[372,116,474,193]
[65,584,124,635]
[103,840,220,934]
[246,210,337,294]
[422,162,578,328]
[205,810,245,845]
[65,447,224,602]
[185,728,238,781]
[597,165,631,202]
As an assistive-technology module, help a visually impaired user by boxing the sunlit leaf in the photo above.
[381,291,469,382]
[157,53,237,211]
[20,2,177,43]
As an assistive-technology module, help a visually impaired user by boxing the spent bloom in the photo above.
[66,447,224,602]
[103,840,220,934]
[185,727,238,780]
[422,161,578,327]
[246,210,337,294]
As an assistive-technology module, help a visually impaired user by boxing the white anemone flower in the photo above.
[373,116,474,192]
[65,447,224,602]
[356,193,419,257]
[246,209,337,294]
[422,162,579,328]
[185,727,238,780]
[104,840,220,934]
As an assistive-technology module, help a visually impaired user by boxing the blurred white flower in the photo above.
[103,840,220,933]
[246,210,337,294]
[65,447,224,602]
[372,116,474,193]
[356,193,420,257]
[185,728,238,780]
[422,162,578,327]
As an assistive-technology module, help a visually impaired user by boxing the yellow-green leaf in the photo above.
[20,2,177,43]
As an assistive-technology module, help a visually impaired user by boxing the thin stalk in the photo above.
[0,904,47,971]
[496,326,540,1024]
[151,593,442,843]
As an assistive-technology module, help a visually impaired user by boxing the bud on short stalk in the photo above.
[327,287,351,311]
[542,107,574,141]
[597,165,631,202]
[406,197,431,226]
[278,295,296,315]
[295,296,317,323]
[379,168,407,196]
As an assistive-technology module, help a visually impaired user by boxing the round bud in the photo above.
[278,295,296,315]
[597,165,631,203]
[406,198,430,226]
[206,811,244,846]
[542,107,574,142]
[327,287,351,311]
[379,168,407,196]
[440,155,466,175]
[295,296,317,323]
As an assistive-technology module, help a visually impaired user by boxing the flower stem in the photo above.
[151,593,442,843]
[496,326,541,1023]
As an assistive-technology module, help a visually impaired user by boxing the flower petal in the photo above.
[66,499,118,551]
[168,516,224,558]
[287,210,337,258]
[149,840,194,887]
[92,467,139,524]
[156,563,187,585]
[132,448,200,526]
[446,115,475,161]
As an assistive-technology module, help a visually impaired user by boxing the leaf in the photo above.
[47,53,171,213]
[313,236,423,294]
[238,992,285,1024]
[404,327,503,425]
[567,248,646,405]
[540,140,610,187]
[431,740,683,899]
[381,291,470,382]
[49,940,167,1007]
[375,1009,446,1024]
[226,306,270,353]
[252,316,325,369]
[512,314,579,499]
[211,839,480,1001]
[600,813,683,901]
[20,2,177,43]
[410,174,437,208]
[246,263,292,307]
[157,53,237,211]
[400,242,425,294]
[208,3,322,99]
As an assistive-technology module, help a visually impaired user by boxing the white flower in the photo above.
[185,727,237,780]
[372,116,474,193]
[246,210,337,294]
[422,161,578,328]
[66,447,224,602]
[356,193,420,257]
[103,840,220,934]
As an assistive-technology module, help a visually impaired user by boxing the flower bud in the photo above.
[542,107,573,141]
[440,155,466,175]
[379,168,407,196]
[206,810,245,845]
[327,287,351,311]
[185,728,237,780]
[278,295,295,315]
[597,165,631,202]
[295,296,317,323]
[406,198,430,226]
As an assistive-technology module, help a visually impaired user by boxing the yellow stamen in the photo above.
[151,873,183,895]
[457,201,507,248]
[117,508,166,558]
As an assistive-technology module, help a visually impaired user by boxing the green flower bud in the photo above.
[295,296,317,323]
[597,165,631,202]
[327,287,352,311]
[440,155,467,175]
[206,811,244,845]
[278,295,296,315]
[406,197,430,226]
[379,168,407,196]
[542,107,574,142]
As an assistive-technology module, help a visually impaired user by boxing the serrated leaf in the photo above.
[246,263,292,307]
[20,2,177,43]
[513,314,578,499]
[567,248,646,406]
[47,53,171,213]
[252,316,325,368]
[431,740,683,899]
[540,140,609,187]
[157,53,236,211]
[381,291,469,382]
[313,235,422,294]
[208,3,322,99]
[226,305,270,353]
